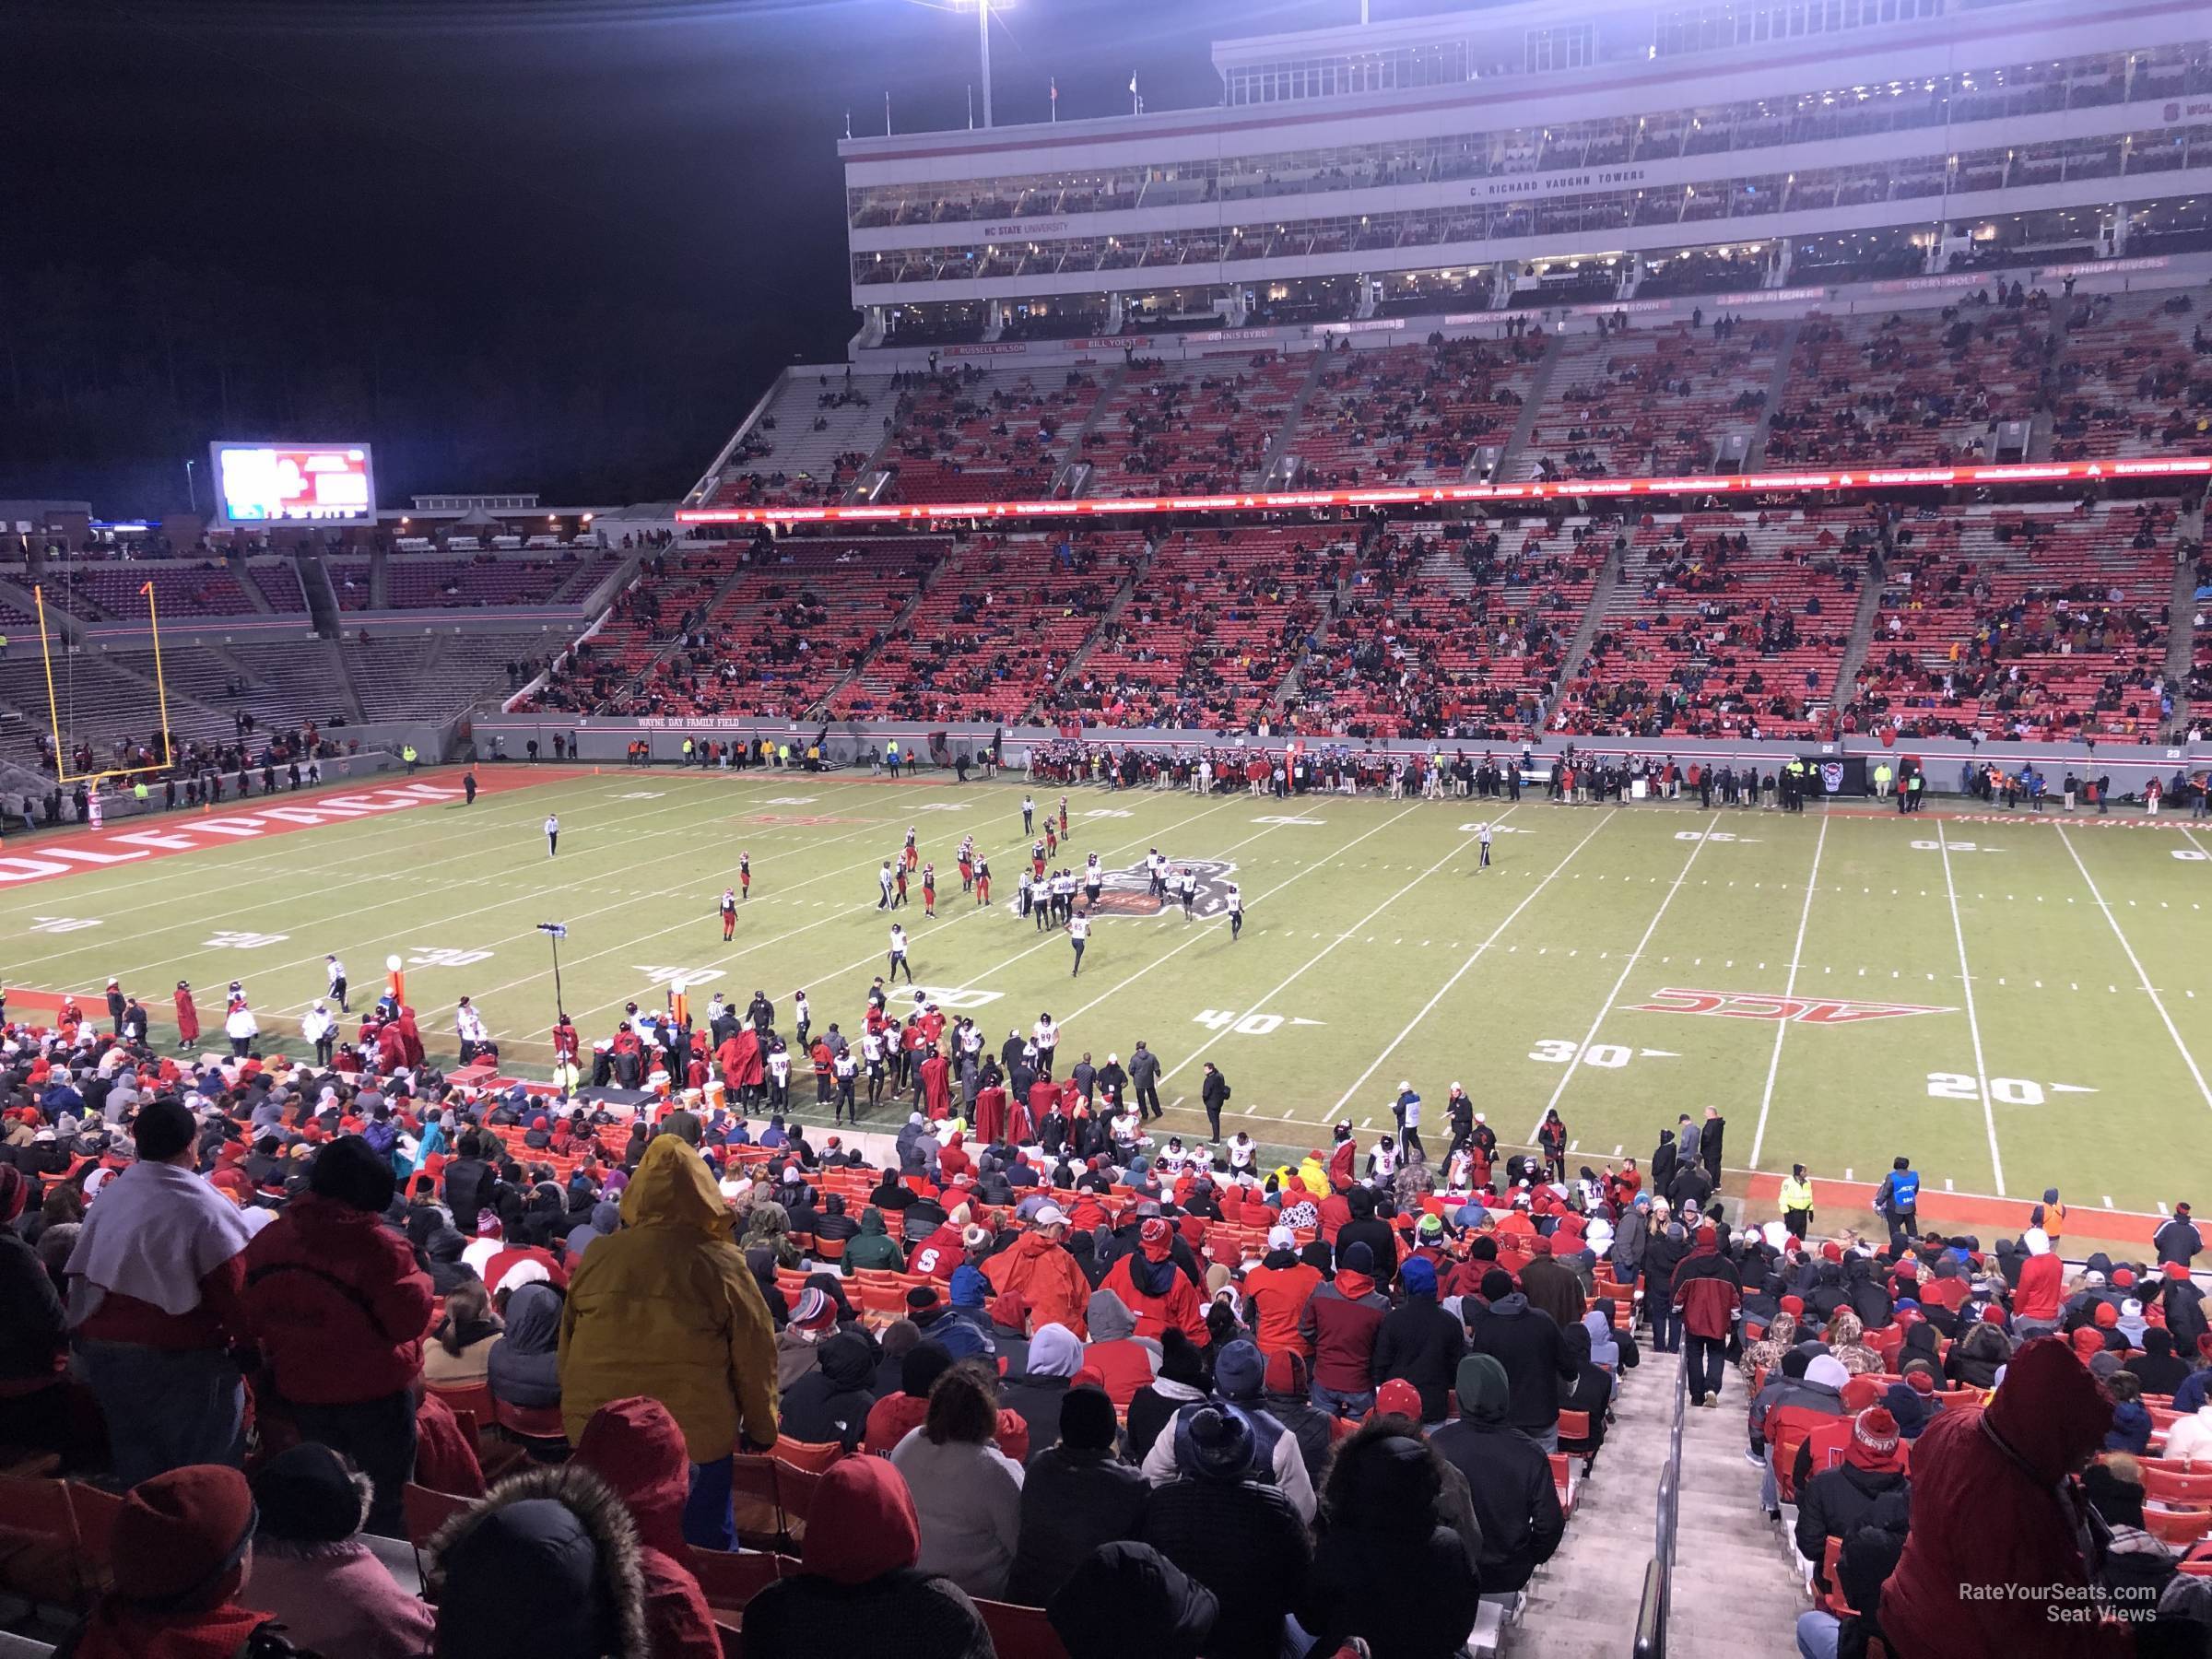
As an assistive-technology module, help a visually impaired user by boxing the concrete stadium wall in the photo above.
[468,714,2207,798]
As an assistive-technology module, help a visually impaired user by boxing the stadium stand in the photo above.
[2050,288,2212,460]
[1552,509,1868,740]
[1522,319,1784,480]
[1041,524,1333,726]
[879,367,1107,503]
[1289,522,1596,739]
[1079,355,1311,495]
[696,371,897,509]
[1290,336,1545,487]
[1764,301,2055,468]
[830,529,1142,721]
[1845,499,2183,740]
[615,540,941,719]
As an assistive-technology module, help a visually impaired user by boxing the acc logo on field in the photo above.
[1631,987,1955,1024]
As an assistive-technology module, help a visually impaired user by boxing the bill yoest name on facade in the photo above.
[1480,167,1646,198]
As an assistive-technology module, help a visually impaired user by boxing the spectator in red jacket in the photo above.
[570,1396,724,1659]
[1882,1338,2126,1659]
[982,1205,1091,1337]
[2014,1226,2065,1338]
[241,1134,433,1536]
[1241,1226,1324,1358]
[1082,1288,1163,1408]
[1298,1241,1389,1418]
[1670,1225,1742,1407]
[68,1465,272,1659]
[1100,1218,1208,1348]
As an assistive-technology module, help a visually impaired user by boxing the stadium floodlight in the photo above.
[916,0,1009,129]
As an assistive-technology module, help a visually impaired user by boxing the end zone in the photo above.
[0,769,583,888]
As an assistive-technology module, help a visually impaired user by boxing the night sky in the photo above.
[4,0,1378,514]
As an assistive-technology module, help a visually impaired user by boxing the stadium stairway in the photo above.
[1253,348,1334,486]
[1064,363,1131,472]
[1830,547,1887,717]
[1020,538,1157,720]
[1535,537,1622,730]
[810,572,943,718]
[1745,319,1803,471]
[1512,1357,1806,1659]
[1495,333,1566,483]
[226,551,276,616]
[1665,1372,1813,1658]
[2164,497,2205,735]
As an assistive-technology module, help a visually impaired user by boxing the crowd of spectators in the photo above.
[3,973,2211,1657]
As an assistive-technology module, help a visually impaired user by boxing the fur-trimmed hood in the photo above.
[426,1464,650,1659]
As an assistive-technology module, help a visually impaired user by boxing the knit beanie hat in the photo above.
[112,1465,257,1610]
[1263,1350,1308,1395]
[311,1134,397,1214]
[1400,1256,1438,1297]
[253,1442,371,1545]
[1844,1406,1902,1470]
[1212,1339,1264,1402]
[792,1287,839,1335]
[1174,1404,1257,1481]
[1058,1385,1118,1453]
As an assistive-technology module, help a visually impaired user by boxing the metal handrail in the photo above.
[1630,1346,1692,1657]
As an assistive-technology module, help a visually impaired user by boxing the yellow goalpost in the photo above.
[33,582,176,786]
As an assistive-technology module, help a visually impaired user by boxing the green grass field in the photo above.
[8,767,2209,1232]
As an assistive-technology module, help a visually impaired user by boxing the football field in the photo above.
[6,765,2208,1243]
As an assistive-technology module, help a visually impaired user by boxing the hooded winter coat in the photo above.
[841,1206,908,1274]
[889,1424,1027,1599]
[1241,1250,1323,1357]
[982,1228,1091,1337]
[557,1136,779,1458]
[778,1331,878,1452]
[1299,1265,1389,1395]
[1300,1422,1484,1659]
[1430,1354,1564,1594]
[1371,1269,1468,1422]
[1463,1291,1577,1438]
[487,1281,565,1411]
[568,1398,724,1659]
[1081,1288,1163,1407]
[741,1457,994,1659]
[1136,1406,1312,1659]
[1100,1231,1207,1347]
[1006,1440,1151,1607]
[1946,1320,2012,1389]
[241,1190,434,1406]
[425,1464,653,1659]
[1880,1338,2128,1659]
[1518,1251,1585,1332]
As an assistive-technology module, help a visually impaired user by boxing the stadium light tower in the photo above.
[935,0,1006,128]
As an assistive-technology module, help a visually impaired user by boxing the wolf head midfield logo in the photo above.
[1020,858,1239,919]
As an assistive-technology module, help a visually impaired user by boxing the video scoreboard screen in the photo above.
[210,441,376,524]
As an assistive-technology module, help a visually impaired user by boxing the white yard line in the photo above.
[1156,803,1481,1088]
[3,768,857,948]
[92,780,900,1010]
[1330,809,1614,1115]
[2057,826,2212,1114]
[1059,802,1431,1034]
[1748,813,1829,1170]
[1936,821,2006,1194]
[25,773,888,987]
[523,792,1254,1037]
[1524,813,1719,1146]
